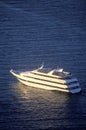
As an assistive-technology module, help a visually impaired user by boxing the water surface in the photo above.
[0,0,86,129]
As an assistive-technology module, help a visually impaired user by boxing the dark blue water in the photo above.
[0,0,86,129]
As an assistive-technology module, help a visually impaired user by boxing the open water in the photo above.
[0,0,86,130]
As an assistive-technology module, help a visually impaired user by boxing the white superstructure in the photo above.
[10,66,81,94]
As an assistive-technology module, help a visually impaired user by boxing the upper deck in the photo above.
[33,66,72,79]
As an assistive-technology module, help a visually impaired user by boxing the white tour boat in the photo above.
[10,65,81,94]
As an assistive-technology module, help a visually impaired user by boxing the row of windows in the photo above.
[69,86,80,90]
[31,71,73,80]
[23,73,78,85]
[18,77,79,91]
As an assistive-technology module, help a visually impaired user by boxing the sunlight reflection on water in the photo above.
[10,82,85,129]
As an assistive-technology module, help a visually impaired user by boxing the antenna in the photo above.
[38,63,44,70]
